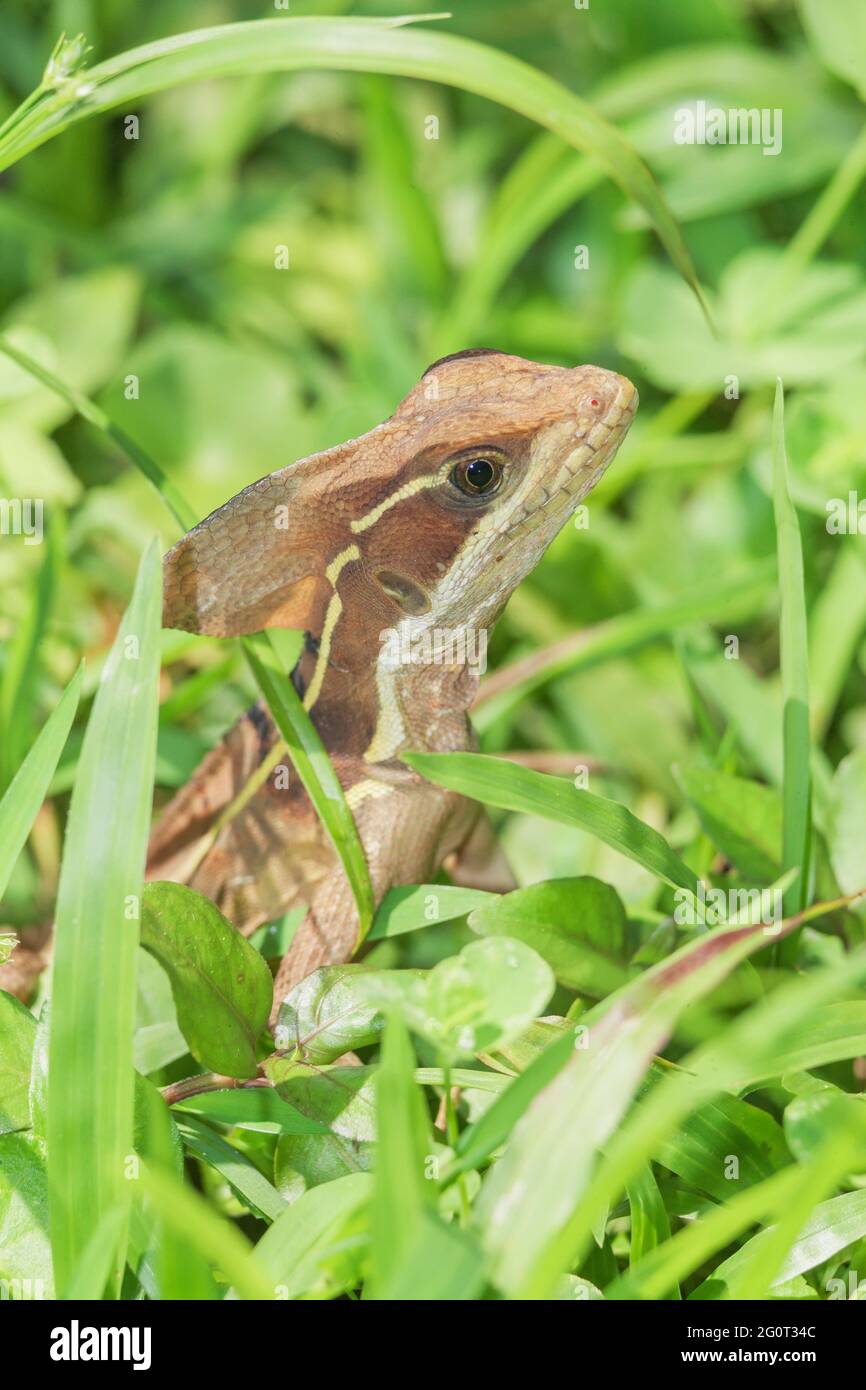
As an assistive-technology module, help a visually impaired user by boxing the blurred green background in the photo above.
[2,0,866,933]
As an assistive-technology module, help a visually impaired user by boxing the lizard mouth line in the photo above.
[505,379,638,540]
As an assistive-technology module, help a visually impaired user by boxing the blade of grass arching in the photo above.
[472,562,774,730]
[0,18,704,310]
[753,122,866,331]
[0,665,81,901]
[430,136,603,353]
[48,541,162,1297]
[0,335,375,952]
[772,381,811,923]
[528,941,866,1299]
[0,511,62,792]
[0,335,196,533]
[403,751,700,895]
[243,632,374,943]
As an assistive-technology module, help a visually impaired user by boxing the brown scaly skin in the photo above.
[146,350,637,1028]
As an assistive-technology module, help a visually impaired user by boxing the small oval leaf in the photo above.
[141,882,273,1079]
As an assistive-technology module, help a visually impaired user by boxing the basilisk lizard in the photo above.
[146,350,637,1024]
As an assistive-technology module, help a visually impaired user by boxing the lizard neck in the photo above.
[292,617,481,764]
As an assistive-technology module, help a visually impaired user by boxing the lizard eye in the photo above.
[450,456,503,497]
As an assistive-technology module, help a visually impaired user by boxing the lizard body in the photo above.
[147,350,637,1020]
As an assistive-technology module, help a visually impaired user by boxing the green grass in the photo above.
[2,0,866,1304]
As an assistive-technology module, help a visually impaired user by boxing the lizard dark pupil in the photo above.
[465,459,495,491]
[449,454,503,498]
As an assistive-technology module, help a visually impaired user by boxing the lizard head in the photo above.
[162,350,636,653]
[371,349,638,634]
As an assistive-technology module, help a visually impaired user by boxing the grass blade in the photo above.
[0,512,62,792]
[474,911,801,1297]
[176,1116,287,1224]
[47,541,162,1297]
[139,1164,274,1300]
[473,563,774,728]
[404,751,700,895]
[243,632,374,943]
[541,945,866,1297]
[772,380,811,919]
[0,665,81,902]
[0,19,703,308]
[368,1014,434,1299]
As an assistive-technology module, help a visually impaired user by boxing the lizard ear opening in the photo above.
[162,471,333,638]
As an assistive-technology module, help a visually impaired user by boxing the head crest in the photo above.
[422,348,502,377]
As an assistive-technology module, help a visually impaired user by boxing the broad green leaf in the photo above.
[0,19,703,306]
[48,540,162,1297]
[272,1065,376,1203]
[677,764,781,881]
[467,877,630,995]
[799,0,866,99]
[369,883,494,940]
[772,381,811,920]
[0,992,35,1134]
[360,937,555,1061]
[0,665,81,902]
[255,1171,373,1300]
[783,1081,855,1164]
[0,1131,53,1298]
[621,253,866,392]
[141,881,273,1080]
[404,752,699,895]
[272,963,399,1065]
[0,267,140,430]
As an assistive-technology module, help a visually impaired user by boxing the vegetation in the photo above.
[1,0,866,1302]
